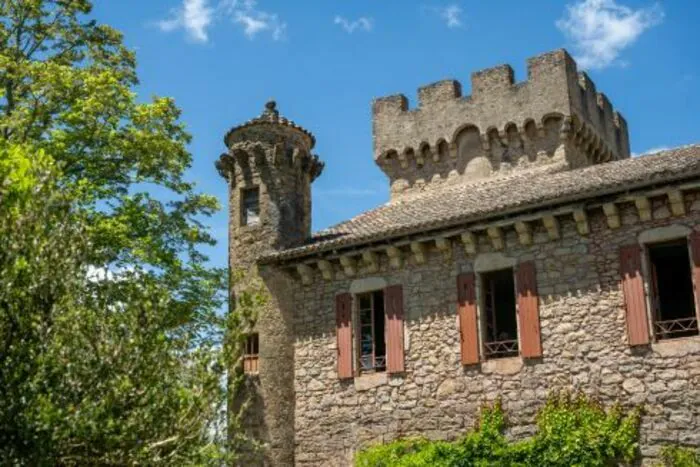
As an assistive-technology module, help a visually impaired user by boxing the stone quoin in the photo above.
[216,49,700,466]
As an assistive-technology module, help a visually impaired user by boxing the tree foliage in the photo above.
[355,393,642,467]
[0,1,248,463]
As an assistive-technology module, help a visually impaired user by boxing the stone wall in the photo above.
[371,50,630,200]
[291,191,700,466]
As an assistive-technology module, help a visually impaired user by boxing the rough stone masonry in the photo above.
[216,49,700,466]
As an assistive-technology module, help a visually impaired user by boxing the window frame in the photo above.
[353,290,386,375]
[478,267,520,360]
[642,237,699,342]
[240,186,261,227]
[243,333,259,375]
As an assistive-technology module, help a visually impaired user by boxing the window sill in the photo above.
[652,335,700,357]
[481,356,523,375]
[354,372,387,391]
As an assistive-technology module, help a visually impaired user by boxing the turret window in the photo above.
[243,333,259,374]
[241,187,260,226]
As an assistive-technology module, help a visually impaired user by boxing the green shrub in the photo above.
[659,446,700,467]
[355,392,641,467]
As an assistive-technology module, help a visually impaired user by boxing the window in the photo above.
[357,291,386,373]
[241,187,260,226]
[648,240,698,340]
[243,333,259,374]
[481,268,519,359]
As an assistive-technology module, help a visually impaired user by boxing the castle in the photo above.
[215,49,700,466]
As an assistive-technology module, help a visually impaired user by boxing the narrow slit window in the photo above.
[243,333,259,374]
[357,291,386,373]
[241,187,260,226]
[648,240,698,340]
[482,269,519,359]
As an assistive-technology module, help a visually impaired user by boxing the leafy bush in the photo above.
[659,446,700,467]
[356,392,642,467]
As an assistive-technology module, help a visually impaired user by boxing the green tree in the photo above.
[0,1,252,463]
[0,143,231,465]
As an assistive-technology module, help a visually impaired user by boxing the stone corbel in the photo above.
[487,227,504,251]
[386,246,403,269]
[449,142,458,159]
[317,260,334,281]
[536,122,546,138]
[559,116,573,143]
[410,242,427,264]
[340,256,357,277]
[296,264,314,285]
[603,203,621,229]
[398,151,408,169]
[573,209,590,235]
[272,143,284,165]
[435,237,453,260]
[514,221,532,246]
[542,215,561,240]
[667,190,686,217]
[461,232,477,255]
[634,196,652,222]
[480,134,491,151]
[362,251,380,273]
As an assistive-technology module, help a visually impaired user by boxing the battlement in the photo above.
[372,49,631,199]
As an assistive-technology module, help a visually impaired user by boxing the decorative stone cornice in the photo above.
[603,203,621,229]
[514,221,532,246]
[634,196,652,222]
[542,215,560,240]
[288,185,695,285]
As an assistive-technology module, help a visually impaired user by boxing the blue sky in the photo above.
[92,0,699,269]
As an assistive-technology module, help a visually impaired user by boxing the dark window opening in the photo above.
[357,291,386,373]
[649,240,698,340]
[241,187,260,226]
[482,269,519,359]
[243,333,259,374]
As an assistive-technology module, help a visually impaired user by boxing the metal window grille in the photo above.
[357,293,386,372]
[243,333,259,374]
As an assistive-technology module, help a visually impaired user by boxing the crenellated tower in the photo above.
[372,49,630,199]
[216,101,323,466]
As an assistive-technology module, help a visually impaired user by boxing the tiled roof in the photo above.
[261,145,700,263]
[224,100,316,149]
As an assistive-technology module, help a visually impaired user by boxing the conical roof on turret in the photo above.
[224,100,316,149]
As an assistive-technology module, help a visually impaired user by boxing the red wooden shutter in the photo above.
[516,261,543,358]
[690,231,700,318]
[385,285,405,374]
[457,273,480,365]
[336,293,353,379]
[619,244,650,346]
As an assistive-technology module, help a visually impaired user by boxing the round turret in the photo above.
[216,101,323,465]
[216,101,324,266]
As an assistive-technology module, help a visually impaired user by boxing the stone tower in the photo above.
[216,101,323,465]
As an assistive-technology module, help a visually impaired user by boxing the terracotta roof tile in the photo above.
[261,144,700,263]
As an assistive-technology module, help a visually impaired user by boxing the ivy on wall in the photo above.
[355,392,642,467]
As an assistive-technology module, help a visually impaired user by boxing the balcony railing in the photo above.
[484,339,519,359]
[360,354,386,372]
[654,317,699,340]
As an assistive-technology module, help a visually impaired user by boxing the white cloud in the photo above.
[157,0,213,43]
[556,0,663,70]
[334,16,373,34]
[227,0,287,40]
[156,0,286,43]
[440,4,463,28]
